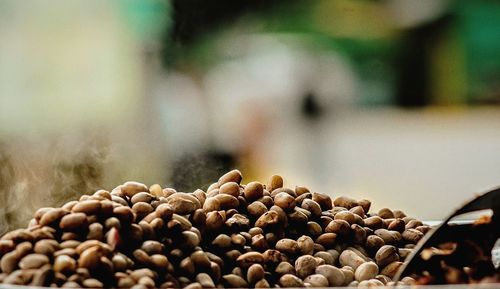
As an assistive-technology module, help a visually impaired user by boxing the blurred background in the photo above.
[1,0,500,232]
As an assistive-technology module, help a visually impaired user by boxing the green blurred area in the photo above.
[159,0,500,107]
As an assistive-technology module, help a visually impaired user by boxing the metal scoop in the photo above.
[393,186,500,282]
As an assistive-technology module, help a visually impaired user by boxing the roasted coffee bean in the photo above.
[402,228,424,244]
[375,245,399,267]
[218,170,242,186]
[0,170,430,288]
[316,264,345,286]
[274,193,296,212]
[312,192,332,210]
[247,264,265,284]
[279,274,303,287]
[60,213,88,230]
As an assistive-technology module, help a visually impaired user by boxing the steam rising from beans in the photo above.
[0,170,429,287]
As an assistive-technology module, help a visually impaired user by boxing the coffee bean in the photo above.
[247,263,265,284]
[218,170,242,186]
[54,255,76,274]
[222,274,248,288]
[295,255,317,278]
[354,261,379,281]
[267,175,283,192]
[316,264,345,286]
[402,228,424,244]
[244,182,264,201]
[219,182,240,197]
[279,274,304,287]
[305,274,329,287]
[19,254,49,269]
[60,213,88,230]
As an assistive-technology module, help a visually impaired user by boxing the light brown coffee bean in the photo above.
[121,181,148,197]
[334,211,357,225]
[275,261,295,276]
[402,228,424,244]
[165,193,199,215]
[255,211,279,228]
[54,255,76,274]
[340,267,354,285]
[325,219,351,235]
[0,251,20,273]
[19,254,49,269]
[78,246,102,270]
[339,249,365,270]
[275,239,299,255]
[72,200,101,215]
[374,229,402,245]
[223,274,248,288]
[304,274,329,287]
[218,170,242,186]
[244,182,264,201]
[267,175,283,192]
[301,199,322,217]
[378,208,395,219]
[333,196,358,209]
[366,235,385,253]
[316,264,345,286]
[295,255,317,278]
[39,208,68,227]
[279,274,304,287]
[297,235,314,255]
[380,261,403,278]
[82,278,103,288]
[214,194,239,210]
[60,213,88,230]
[195,273,215,288]
[219,182,240,197]
[273,192,296,211]
[354,261,379,281]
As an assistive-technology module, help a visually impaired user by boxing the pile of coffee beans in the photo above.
[0,170,430,288]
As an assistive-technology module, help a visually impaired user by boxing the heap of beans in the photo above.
[0,170,430,288]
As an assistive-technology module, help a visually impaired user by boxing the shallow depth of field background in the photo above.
[1,0,500,232]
